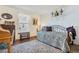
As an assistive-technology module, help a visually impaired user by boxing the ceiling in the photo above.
[7,5,67,15]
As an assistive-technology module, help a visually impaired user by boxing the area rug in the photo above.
[0,40,62,53]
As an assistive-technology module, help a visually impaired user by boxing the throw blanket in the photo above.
[66,26,76,39]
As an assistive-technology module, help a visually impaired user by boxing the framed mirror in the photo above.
[1,13,13,19]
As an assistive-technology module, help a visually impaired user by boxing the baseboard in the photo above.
[30,36,37,39]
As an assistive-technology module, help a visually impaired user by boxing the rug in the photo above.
[0,40,63,53]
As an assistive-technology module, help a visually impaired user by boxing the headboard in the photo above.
[51,25,67,33]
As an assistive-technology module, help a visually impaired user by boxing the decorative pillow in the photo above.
[42,26,52,31]
[46,26,52,31]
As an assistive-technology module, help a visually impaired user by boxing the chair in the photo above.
[0,27,12,53]
[1,24,15,44]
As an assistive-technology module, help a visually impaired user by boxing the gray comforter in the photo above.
[37,25,70,52]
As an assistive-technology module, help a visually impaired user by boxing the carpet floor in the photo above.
[0,40,62,53]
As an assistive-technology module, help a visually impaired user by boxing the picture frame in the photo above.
[33,18,37,25]
[1,13,13,19]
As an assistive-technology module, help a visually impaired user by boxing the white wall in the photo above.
[47,6,79,45]
[40,14,51,28]
[48,6,79,26]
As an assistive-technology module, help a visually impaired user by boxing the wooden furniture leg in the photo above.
[8,43,11,53]
[7,38,12,53]
[69,32,73,44]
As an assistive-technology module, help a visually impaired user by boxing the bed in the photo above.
[36,25,70,53]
